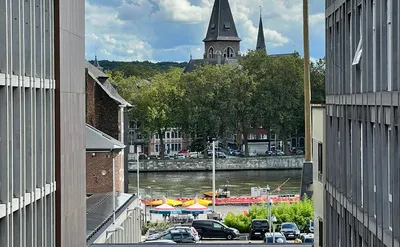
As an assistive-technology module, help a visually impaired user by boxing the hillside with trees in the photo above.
[89,60,188,80]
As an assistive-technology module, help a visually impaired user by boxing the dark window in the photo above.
[224,22,231,29]
[319,220,323,247]
[213,222,223,230]
[252,220,269,229]
[318,142,323,180]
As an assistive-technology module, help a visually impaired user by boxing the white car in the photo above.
[176,154,186,159]
[143,239,176,244]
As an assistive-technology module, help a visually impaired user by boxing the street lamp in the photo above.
[212,141,216,213]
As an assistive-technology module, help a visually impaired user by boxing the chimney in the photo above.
[217,51,222,65]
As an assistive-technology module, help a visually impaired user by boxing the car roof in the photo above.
[252,219,268,222]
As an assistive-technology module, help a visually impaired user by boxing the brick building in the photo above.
[85,60,132,192]
[86,124,125,194]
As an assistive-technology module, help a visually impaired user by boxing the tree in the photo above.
[263,55,304,154]
[109,68,184,159]
[226,67,259,156]
[181,64,232,155]
[310,58,325,102]
[136,68,184,159]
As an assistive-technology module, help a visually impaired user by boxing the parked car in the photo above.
[265,150,274,156]
[216,152,226,158]
[189,152,199,159]
[191,220,240,240]
[301,233,314,243]
[142,239,176,244]
[275,150,285,156]
[249,219,270,240]
[280,222,300,240]
[145,229,197,243]
[264,232,287,243]
[296,149,304,155]
[178,150,190,157]
[176,154,186,159]
[148,226,199,242]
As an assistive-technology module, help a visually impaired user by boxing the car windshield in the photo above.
[252,221,269,228]
[282,223,297,229]
[219,222,229,229]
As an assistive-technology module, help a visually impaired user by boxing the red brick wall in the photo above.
[86,152,123,194]
[85,71,119,140]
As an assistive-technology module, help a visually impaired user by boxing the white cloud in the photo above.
[85,0,325,62]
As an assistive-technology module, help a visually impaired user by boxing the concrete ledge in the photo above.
[128,156,305,172]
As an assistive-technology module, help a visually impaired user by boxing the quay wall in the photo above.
[128,156,305,172]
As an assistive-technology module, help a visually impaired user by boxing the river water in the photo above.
[128,170,302,198]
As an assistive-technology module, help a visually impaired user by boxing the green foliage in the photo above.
[106,51,325,156]
[142,221,172,235]
[224,197,314,233]
[310,58,326,102]
[92,60,188,80]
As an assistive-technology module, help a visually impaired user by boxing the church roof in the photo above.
[203,0,241,42]
[256,15,266,52]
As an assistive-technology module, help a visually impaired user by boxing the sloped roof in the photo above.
[86,124,125,151]
[85,61,132,108]
[86,193,136,245]
[85,60,108,78]
[203,0,241,42]
[256,15,266,52]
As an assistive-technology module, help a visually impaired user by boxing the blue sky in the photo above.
[85,0,325,62]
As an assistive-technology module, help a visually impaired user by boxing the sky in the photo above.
[85,0,325,63]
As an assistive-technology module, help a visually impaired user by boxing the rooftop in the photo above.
[86,193,137,245]
[86,124,126,151]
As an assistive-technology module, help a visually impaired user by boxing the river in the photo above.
[128,170,302,198]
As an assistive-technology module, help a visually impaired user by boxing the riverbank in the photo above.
[128,156,304,173]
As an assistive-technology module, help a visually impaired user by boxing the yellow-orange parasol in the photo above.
[182,198,212,207]
[147,198,183,206]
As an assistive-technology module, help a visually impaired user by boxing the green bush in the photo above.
[224,196,314,233]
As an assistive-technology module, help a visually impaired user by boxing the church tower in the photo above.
[256,7,266,52]
[203,0,241,59]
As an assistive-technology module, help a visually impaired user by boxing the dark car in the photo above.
[146,230,196,243]
[264,232,287,243]
[280,222,300,240]
[191,220,240,240]
[249,219,270,239]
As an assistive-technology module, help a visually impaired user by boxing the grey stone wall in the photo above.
[128,156,304,172]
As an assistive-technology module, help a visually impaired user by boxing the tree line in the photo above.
[108,51,325,158]
[92,60,188,80]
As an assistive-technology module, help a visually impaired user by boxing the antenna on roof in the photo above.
[190,54,193,60]
[259,6,262,17]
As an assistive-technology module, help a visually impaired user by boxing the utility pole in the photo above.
[303,0,311,162]
[212,141,216,213]
[300,0,313,199]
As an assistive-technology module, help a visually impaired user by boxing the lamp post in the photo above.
[212,141,216,213]
[137,146,140,206]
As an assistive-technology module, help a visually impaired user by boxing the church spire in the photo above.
[256,6,266,52]
[93,55,103,71]
[203,0,241,42]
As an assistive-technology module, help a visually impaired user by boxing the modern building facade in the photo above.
[312,104,326,247]
[0,0,86,247]
[325,0,399,246]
